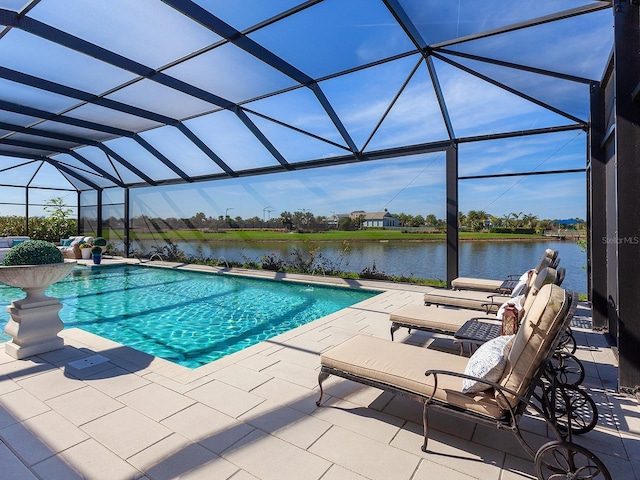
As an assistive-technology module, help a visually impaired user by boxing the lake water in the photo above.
[138,239,587,294]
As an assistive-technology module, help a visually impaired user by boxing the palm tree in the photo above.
[510,211,523,228]
[458,211,467,228]
[522,213,538,228]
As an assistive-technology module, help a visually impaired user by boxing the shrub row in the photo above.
[488,227,536,234]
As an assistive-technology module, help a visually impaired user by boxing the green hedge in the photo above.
[489,227,536,234]
[0,216,77,243]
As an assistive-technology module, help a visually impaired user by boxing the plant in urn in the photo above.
[0,240,76,359]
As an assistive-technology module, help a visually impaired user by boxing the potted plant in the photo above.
[93,236,107,254]
[91,246,102,264]
[79,241,93,260]
[0,240,76,359]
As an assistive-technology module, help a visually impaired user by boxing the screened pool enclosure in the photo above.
[1,2,640,392]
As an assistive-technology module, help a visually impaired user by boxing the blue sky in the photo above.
[130,128,587,221]
[0,1,612,222]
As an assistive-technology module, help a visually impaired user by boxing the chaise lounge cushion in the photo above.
[389,303,497,335]
[320,334,507,418]
[498,284,568,408]
[451,277,503,292]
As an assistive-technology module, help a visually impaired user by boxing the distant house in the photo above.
[360,209,399,228]
[327,213,352,228]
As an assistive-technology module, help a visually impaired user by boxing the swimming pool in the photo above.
[0,265,380,368]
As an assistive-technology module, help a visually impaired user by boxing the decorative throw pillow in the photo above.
[61,238,73,246]
[462,335,515,394]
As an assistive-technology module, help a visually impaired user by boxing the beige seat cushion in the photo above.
[451,277,503,292]
[320,335,506,419]
[423,289,505,313]
[389,303,498,334]
[423,267,559,313]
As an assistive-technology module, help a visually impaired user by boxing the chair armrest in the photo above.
[480,302,499,314]
[468,317,500,322]
[424,369,524,420]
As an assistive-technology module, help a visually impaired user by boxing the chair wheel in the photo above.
[534,440,611,480]
[557,329,577,355]
[548,352,585,387]
[545,385,598,435]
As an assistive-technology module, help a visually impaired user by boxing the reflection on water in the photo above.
[138,239,587,293]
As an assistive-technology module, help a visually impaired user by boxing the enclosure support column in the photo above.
[75,190,81,235]
[614,0,640,393]
[446,145,459,287]
[588,82,608,331]
[25,187,29,235]
[97,189,103,238]
[124,187,130,258]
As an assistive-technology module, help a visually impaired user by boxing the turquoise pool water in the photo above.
[0,265,379,368]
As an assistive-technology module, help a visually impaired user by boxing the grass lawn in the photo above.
[130,229,550,243]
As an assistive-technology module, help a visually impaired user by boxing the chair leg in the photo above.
[316,371,330,407]
[421,401,430,452]
[390,323,400,341]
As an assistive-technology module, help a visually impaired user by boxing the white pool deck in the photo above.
[1,259,638,479]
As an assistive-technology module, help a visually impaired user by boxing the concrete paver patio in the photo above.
[0,264,638,479]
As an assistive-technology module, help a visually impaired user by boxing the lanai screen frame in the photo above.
[5,2,640,390]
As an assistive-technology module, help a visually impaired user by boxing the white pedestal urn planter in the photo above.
[0,261,76,359]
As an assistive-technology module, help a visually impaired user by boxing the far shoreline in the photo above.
[132,229,585,244]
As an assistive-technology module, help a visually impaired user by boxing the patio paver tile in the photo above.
[186,379,265,418]
[0,440,39,480]
[128,432,240,480]
[236,353,280,372]
[260,359,319,389]
[0,410,88,466]
[318,464,370,480]
[44,385,124,426]
[222,428,331,480]
[81,406,172,459]
[0,374,20,395]
[16,368,84,401]
[390,423,504,480]
[161,402,255,455]
[0,389,50,429]
[31,438,142,480]
[118,382,196,422]
[311,396,405,444]
[238,399,331,449]
[211,364,272,392]
[249,376,320,414]
[309,425,420,480]
[82,366,151,397]
[412,459,479,480]
[0,355,54,381]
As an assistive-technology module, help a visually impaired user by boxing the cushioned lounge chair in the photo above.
[390,266,557,341]
[316,285,610,480]
[451,248,558,293]
[423,266,565,313]
[451,249,559,294]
